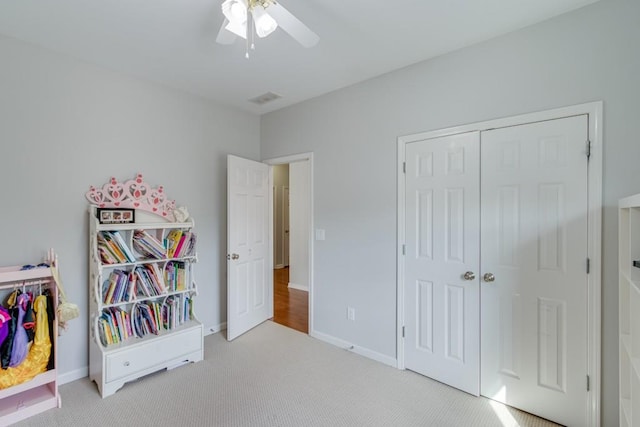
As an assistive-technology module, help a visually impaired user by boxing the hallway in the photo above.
[272,267,308,334]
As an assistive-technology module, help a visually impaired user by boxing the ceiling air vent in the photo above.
[248,92,282,105]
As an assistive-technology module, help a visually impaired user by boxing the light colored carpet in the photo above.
[14,321,559,426]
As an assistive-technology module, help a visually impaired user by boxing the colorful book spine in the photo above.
[111,231,136,262]
[173,233,187,258]
[133,229,167,259]
[165,229,182,258]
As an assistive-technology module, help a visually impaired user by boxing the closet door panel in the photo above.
[404,131,480,396]
[480,115,589,427]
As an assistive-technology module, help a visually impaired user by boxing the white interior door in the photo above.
[227,155,272,341]
[404,131,480,396]
[284,186,290,267]
[480,116,589,426]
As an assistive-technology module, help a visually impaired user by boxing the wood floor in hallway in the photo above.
[272,267,308,334]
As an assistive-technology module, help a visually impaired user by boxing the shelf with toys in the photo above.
[0,250,64,425]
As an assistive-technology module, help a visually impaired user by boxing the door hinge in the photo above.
[586,140,591,159]
[586,258,590,274]
[403,162,406,174]
[586,375,590,391]
[402,326,405,338]
[402,244,406,255]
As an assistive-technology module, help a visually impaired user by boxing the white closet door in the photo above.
[404,132,480,396]
[480,115,589,426]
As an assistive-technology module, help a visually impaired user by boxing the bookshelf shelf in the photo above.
[96,220,194,232]
[88,205,203,398]
[619,193,640,426]
[96,320,202,354]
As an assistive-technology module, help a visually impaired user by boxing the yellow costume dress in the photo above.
[0,295,51,389]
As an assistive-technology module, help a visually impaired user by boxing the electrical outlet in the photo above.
[347,307,355,321]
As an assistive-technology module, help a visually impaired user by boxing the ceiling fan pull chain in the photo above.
[247,9,256,50]
[250,15,256,50]
[245,4,251,58]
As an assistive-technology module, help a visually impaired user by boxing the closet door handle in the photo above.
[463,271,475,281]
[483,273,495,283]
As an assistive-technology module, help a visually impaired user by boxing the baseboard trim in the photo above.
[288,282,309,292]
[310,329,397,368]
[59,367,88,385]
[205,322,227,336]
[274,264,285,269]
[58,327,396,387]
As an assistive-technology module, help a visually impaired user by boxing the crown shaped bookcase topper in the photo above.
[86,173,178,222]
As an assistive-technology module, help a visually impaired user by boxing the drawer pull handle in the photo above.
[123,361,130,367]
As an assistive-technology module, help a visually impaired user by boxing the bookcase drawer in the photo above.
[105,328,201,383]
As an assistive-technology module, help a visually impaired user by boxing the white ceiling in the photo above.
[0,0,597,115]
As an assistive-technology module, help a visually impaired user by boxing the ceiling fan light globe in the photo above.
[222,0,247,24]
[231,3,247,21]
[252,6,278,38]
[225,20,247,39]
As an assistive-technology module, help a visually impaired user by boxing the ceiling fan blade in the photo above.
[216,19,237,44]
[267,2,319,48]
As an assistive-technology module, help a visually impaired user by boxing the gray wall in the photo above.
[289,160,310,291]
[261,0,640,424]
[0,34,260,379]
[273,164,289,268]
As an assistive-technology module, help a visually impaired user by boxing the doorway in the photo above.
[265,153,313,335]
[396,102,602,426]
[273,267,308,333]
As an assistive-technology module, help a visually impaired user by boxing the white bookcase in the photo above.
[88,206,203,398]
[619,193,640,427]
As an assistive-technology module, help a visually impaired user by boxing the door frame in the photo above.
[263,152,314,334]
[396,101,603,426]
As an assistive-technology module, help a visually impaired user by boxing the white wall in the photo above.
[0,34,260,380]
[260,1,640,424]
[273,164,289,268]
[288,160,310,291]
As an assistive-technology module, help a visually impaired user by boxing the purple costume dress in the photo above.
[8,294,30,367]
[0,307,10,348]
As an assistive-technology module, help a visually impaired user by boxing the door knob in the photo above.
[227,253,240,260]
[463,271,475,281]
[483,273,495,282]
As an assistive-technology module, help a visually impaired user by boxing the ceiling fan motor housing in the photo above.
[249,0,275,11]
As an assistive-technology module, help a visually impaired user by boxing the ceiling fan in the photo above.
[216,0,319,57]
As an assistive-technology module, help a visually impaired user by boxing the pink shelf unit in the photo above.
[0,262,61,425]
